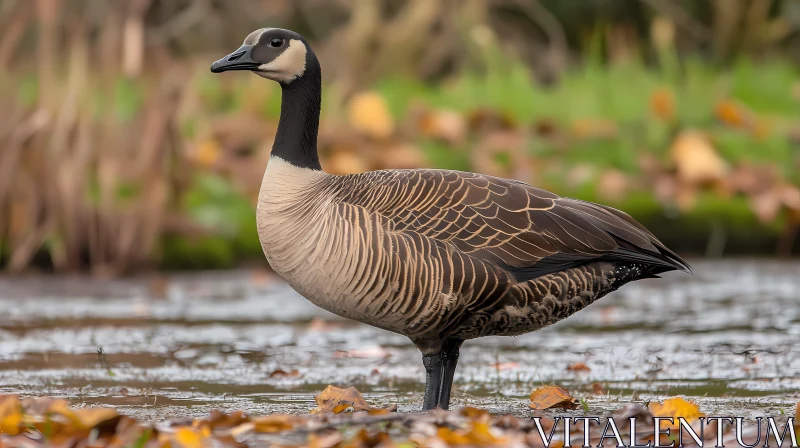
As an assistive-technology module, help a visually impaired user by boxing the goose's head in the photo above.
[210,28,312,84]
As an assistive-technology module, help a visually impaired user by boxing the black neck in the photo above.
[270,53,322,170]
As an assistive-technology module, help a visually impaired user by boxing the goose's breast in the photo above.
[258,201,417,334]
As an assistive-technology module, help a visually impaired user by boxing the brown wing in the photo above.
[334,169,691,280]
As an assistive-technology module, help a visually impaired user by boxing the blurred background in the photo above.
[1,0,799,275]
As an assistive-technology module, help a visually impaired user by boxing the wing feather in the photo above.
[335,169,692,281]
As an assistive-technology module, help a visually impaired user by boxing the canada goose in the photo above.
[210,28,692,411]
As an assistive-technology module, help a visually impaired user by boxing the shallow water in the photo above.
[0,260,798,420]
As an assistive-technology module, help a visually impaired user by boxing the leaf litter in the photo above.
[2,387,792,447]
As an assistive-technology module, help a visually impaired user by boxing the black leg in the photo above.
[421,353,443,410]
[438,340,462,410]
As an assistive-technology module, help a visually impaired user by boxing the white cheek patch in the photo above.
[257,39,307,83]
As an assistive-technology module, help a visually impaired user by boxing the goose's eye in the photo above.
[269,38,284,48]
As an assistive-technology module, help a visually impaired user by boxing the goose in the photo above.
[210,28,692,411]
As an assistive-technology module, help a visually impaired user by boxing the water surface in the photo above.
[0,260,797,419]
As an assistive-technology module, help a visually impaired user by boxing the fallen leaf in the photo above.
[669,129,728,185]
[566,362,591,372]
[460,406,490,420]
[529,386,580,410]
[269,368,301,378]
[0,395,21,435]
[65,407,120,431]
[650,87,675,122]
[591,383,604,395]
[377,144,427,170]
[193,138,221,167]
[649,397,704,429]
[715,99,752,128]
[307,429,343,448]
[312,385,395,414]
[596,169,630,202]
[417,109,467,144]
[251,414,303,433]
[173,427,206,448]
[347,91,394,140]
[570,118,617,139]
[467,108,517,134]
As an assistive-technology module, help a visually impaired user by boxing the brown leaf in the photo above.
[566,362,591,372]
[591,383,604,395]
[312,385,395,414]
[529,386,580,410]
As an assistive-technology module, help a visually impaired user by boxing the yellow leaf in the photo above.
[529,386,580,410]
[0,395,22,435]
[347,91,394,140]
[649,397,704,429]
[173,427,205,448]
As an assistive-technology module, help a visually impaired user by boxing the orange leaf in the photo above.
[193,139,221,167]
[347,91,394,140]
[650,87,675,122]
[173,427,206,448]
[715,100,751,128]
[0,395,22,435]
[529,386,580,410]
[312,385,395,414]
[649,397,704,429]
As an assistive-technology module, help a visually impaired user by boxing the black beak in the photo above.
[210,45,260,73]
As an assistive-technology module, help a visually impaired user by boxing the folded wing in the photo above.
[336,169,691,281]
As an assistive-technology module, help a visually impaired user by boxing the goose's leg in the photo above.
[438,340,463,410]
[421,353,443,410]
